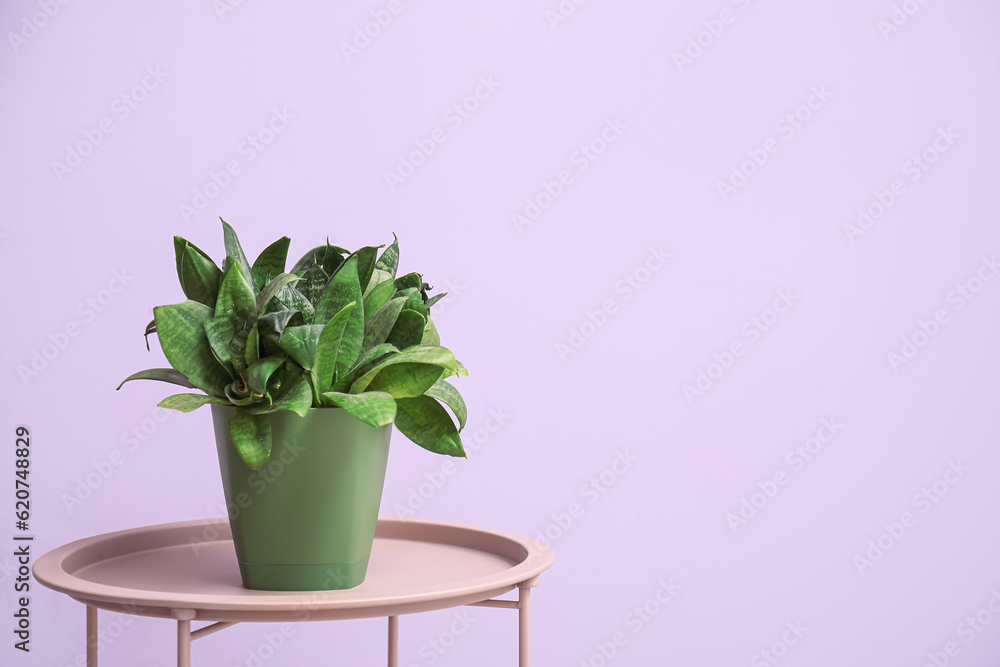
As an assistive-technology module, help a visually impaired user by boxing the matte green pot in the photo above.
[211,404,391,591]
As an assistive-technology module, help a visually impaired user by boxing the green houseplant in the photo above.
[118,219,468,590]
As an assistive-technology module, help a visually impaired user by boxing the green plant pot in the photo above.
[211,404,391,591]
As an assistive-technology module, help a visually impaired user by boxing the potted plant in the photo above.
[118,219,468,591]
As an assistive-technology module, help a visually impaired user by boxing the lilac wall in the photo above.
[4,1,1000,665]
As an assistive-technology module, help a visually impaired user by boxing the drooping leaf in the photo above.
[143,317,157,351]
[277,325,325,371]
[321,391,396,427]
[116,368,197,391]
[385,308,426,350]
[220,218,258,292]
[350,345,458,394]
[153,301,232,397]
[246,371,312,416]
[251,236,290,288]
[338,343,400,391]
[366,363,444,399]
[374,232,399,278]
[158,393,229,413]
[361,296,407,354]
[228,409,271,469]
[425,379,467,431]
[421,316,440,346]
[173,237,223,308]
[314,302,357,394]
[256,273,302,313]
[247,355,286,396]
[394,395,466,457]
[363,273,396,311]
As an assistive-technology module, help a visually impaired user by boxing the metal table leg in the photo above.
[178,619,191,667]
[518,583,531,667]
[388,615,398,667]
[86,605,98,666]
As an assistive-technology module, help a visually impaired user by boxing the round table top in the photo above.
[33,515,555,622]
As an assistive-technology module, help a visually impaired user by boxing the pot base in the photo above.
[238,556,370,591]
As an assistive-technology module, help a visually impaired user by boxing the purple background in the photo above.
[4,1,1000,665]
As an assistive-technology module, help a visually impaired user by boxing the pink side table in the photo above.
[33,515,555,666]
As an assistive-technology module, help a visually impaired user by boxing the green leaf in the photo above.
[421,316,440,346]
[297,264,330,308]
[153,301,232,397]
[215,262,258,324]
[220,218,258,292]
[116,368,196,391]
[425,292,447,309]
[350,345,457,394]
[386,308,426,350]
[290,243,348,276]
[228,409,271,469]
[256,273,302,313]
[362,296,407,355]
[245,322,260,367]
[321,391,396,427]
[349,245,381,297]
[246,372,312,417]
[277,325,325,371]
[259,310,304,344]
[394,395,466,457]
[366,363,444,399]
[340,343,400,389]
[205,317,236,376]
[314,254,364,372]
[247,355,286,396]
[394,272,422,291]
[363,274,396,312]
[158,393,228,413]
[315,302,357,394]
[143,317,156,351]
[252,236,290,288]
[374,232,399,278]
[173,237,223,308]
[270,284,315,321]
[425,379,467,431]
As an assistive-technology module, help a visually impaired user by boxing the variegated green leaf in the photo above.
[251,236,290,288]
[350,345,457,394]
[374,232,399,278]
[321,391,396,427]
[421,316,440,346]
[363,274,396,312]
[152,301,232,397]
[256,273,302,313]
[366,363,444,399]
[394,395,465,457]
[158,393,228,413]
[247,355,286,396]
[362,296,407,355]
[315,302,357,395]
[220,218,258,292]
[116,368,196,391]
[424,379,467,431]
[277,325,324,371]
[174,237,223,308]
[228,409,271,469]
[385,308,426,350]
[246,372,312,416]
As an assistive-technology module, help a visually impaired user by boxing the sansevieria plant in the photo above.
[118,219,468,470]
